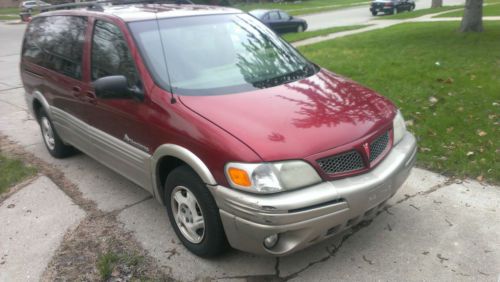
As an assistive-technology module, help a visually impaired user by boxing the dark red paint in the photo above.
[21,7,396,187]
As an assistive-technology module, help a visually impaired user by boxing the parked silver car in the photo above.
[20,0,51,12]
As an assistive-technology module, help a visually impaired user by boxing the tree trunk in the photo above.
[460,0,484,32]
[431,0,443,8]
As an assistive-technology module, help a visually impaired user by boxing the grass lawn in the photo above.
[234,0,368,16]
[435,3,500,17]
[281,25,369,42]
[0,154,37,195]
[376,5,462,19]
[298,22,500,183]
[97,252,145,280]
[0,7,19,15]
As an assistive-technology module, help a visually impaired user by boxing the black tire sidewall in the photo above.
[37,108,73,158]
[164,166,228,257]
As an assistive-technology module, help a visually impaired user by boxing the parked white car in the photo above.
[20,0,51,12]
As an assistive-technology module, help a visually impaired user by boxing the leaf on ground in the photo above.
[466,151,474,157]
[477,130,487,137]
[436,77,454,84]
[476,175,484,182]
[420,147,431,152]
[405,120,414,127]
[446,127,454,133]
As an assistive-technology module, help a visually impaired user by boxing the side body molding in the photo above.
[151,144,217,204]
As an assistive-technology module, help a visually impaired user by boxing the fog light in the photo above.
[263,234,279,249]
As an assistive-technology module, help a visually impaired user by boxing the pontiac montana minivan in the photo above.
[21,2,417,257]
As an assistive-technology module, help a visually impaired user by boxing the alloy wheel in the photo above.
[171,185,206,244]
[41,116,55,150]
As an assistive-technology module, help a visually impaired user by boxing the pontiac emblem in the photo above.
[363,143,371,159]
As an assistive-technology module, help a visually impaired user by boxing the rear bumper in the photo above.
[209,132,417,256]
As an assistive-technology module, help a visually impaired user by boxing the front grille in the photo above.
[369,132,390,162]
[317,150,364,174]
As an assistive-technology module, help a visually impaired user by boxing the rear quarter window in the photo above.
[22,15,87,80]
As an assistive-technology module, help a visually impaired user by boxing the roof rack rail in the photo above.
[39,0,194,13]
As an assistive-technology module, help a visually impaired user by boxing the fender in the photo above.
[151,144,217,205]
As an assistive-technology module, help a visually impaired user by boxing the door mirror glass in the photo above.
[93,75,131,99]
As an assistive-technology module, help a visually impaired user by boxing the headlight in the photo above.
[393,110,406,145]
[225,161,322,194]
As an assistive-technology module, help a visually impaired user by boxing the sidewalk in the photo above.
[293,9,500,47]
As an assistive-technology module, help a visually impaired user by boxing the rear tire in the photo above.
[372,11,377,16]
[37,108,74,158]
[164,166,229,257]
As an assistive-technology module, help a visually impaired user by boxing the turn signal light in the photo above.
[227,167,252,187]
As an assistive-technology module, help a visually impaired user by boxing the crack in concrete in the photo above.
[109,195,154,215]
[0,135,172,280]
[0,86,23,93]
[220,179,459,281]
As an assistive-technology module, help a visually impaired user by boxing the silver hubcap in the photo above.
[171,186,205,244]
[41,117,55,150]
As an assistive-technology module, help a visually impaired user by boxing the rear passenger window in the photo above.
[22,16,87,79]
[268,12,280,20]
[91,20,139,88]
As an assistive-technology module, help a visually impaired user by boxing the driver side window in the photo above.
[91,20,140,96]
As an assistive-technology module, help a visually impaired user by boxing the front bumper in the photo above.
[209,132,417,256]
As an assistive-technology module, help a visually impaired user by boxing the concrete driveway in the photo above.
[0,21,499,281]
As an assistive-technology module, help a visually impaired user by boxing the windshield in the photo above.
[249,10,267,18]
[128,14,317,96]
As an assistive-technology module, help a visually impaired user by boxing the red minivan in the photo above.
[21,2,417,257]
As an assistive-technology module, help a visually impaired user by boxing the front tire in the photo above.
[297,24,304,33]
[38,108,74,158]
[164,166,228,257]
[372,10,377,16]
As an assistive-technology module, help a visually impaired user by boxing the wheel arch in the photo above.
[152,144,217,205]
[31,90,52,121]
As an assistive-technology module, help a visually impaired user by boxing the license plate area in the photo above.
[367,182,393,207]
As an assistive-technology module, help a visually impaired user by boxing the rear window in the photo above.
[22,16,87,80]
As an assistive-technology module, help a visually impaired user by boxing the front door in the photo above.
[81,18,153,189]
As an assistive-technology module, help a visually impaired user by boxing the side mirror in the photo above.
[93,75,143,100]
[289,16,294,20]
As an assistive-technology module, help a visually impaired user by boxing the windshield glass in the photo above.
[249,10,267,18]
[128,14,317,96]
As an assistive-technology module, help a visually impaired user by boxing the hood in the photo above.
[179,69,396,161]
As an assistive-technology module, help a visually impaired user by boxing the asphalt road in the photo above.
[302,0,465,30]
[1,14,499,281]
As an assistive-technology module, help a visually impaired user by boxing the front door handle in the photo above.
[85,91,97,105]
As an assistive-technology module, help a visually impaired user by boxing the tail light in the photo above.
[384,2,393,6]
